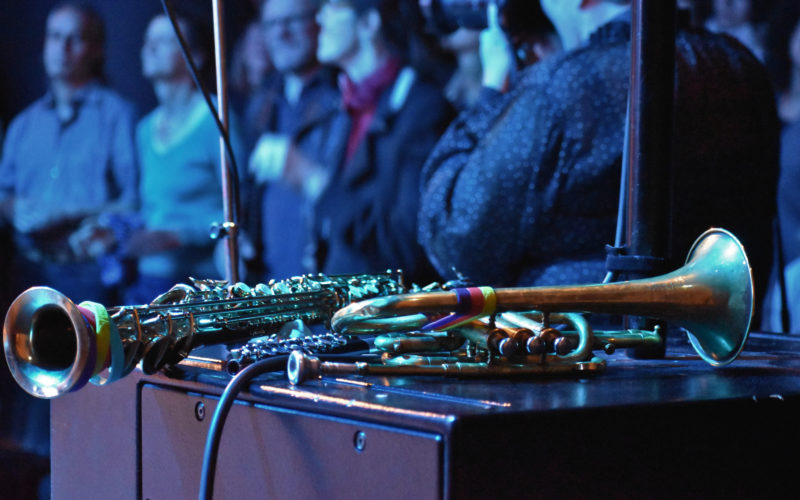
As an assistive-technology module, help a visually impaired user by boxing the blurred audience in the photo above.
[0,1,137,463]
[496,1,562,69]
[229,20,274,115]
[435,3,562,113]
[244,0,339,280]
[126,13,245,302]
[0,2,137,306]
[780,20,800,123]
[73,12,245,304]
[3,0,800,324]
[677,0,708,26]
[763,7,800,333]
[438,28,483,111]
[768,13,800,124]
[476,2,561,95]
[306,0,453,284]
[764,111,800,333]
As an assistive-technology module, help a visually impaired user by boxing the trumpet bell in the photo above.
[677,228,753,366]
[3,286,93,398]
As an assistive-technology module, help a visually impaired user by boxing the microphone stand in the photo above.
[211,0,240,284]
[625,0,676,357]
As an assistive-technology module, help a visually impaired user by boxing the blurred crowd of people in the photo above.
[1,0,800,463]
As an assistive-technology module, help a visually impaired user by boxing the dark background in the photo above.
[0,0,794,128]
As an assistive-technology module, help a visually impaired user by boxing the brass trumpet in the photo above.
[287,228,754,384]
[3,272,406,398]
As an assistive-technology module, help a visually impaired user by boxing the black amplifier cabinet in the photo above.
[51,333,800,499]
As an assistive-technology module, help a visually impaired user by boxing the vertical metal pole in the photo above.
[626,0,676,261]
[626,0,676,356]
[212,0,239,283]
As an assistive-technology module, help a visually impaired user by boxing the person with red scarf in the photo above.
[308,0,453,284]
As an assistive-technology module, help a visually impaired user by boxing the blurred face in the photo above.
[712,0,751,29]
[316,0,360,66]
[261,0,319,74]
[43,7,100,83]
[141,15,188,81]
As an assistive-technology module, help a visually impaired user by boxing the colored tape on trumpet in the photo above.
[80,301,111,377]
[422,287,496,331]
[77,305,96,329]
[91,320,125,386]
[80,301,125,386]
[479,286,497,316]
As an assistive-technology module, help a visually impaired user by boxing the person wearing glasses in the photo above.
[245,0,340,280]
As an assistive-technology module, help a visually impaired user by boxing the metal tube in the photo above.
[625,0,676,264]
[625,0,676,355]
[286,351,607,385]
[212,0,239,283]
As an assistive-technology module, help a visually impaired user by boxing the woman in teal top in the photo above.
[125,12,245,303]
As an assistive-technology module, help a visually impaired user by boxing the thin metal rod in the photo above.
[212,0,239,283]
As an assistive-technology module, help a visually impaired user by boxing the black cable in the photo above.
[198,355,289,500]
[159,0,241,225]
[603,99,631,284]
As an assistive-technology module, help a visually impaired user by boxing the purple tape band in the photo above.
[71,315,97,392]
[422,288,474,331]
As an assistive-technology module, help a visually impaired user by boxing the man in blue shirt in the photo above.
[0,2,137,462]
[0,2,138,305]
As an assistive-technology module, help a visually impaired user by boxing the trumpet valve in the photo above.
[553,337,573,356]
[539,327,559,346]
[508,328,534,351]
[526,335,546,355]
[525,327,573,356]
[496,338,518,356]
[487,329,518,356]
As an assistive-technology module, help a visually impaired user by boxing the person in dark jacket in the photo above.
[300,0,453,285]
[419,0,778,304]
[246,0,340,280]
